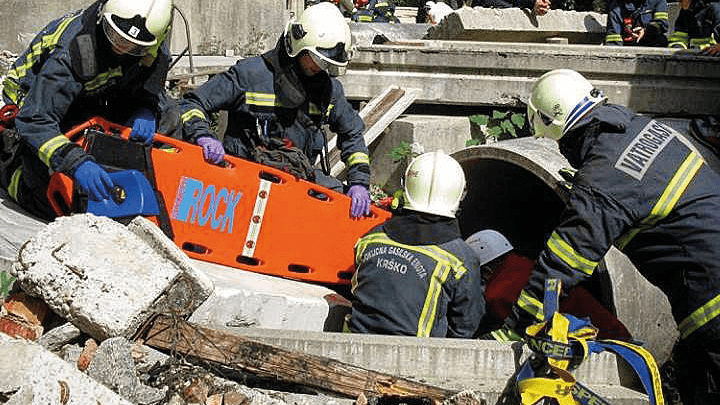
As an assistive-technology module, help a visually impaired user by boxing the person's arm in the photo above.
[179,62,249,144]
[446,251,486,338]
[328,80,370,189]
[504,182,634,333]
[668,10,691,48]
[14,50,91,175]
[642,0,669,42]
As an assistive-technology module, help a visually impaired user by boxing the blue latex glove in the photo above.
[196,136,225,164]
[127,108,156,145]
[347,185,371,218]
[73,160,114,201]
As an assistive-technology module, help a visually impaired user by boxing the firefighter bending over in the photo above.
[0,0,174,220]
[179,3,372,218]
[502,69,720,405]
[348,151,485,337]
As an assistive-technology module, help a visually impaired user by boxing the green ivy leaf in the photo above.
[488,126,503,138]
[466,138,483,147]
[511,113,526,128]
[469,114,489,127]
[492,110,508,120]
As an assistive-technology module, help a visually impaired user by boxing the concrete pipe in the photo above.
[452,137,678,366]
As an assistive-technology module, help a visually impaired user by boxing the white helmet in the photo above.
[101,0,172,56]
[466,230,513,266]
[403,151,466,218]
[527,69,607,140]
[285,2,352,67]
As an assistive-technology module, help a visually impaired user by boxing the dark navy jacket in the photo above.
[179,40,370,187]
[350,210,485,337]
[668,0,720,49]
[1,0,171,179]
[508,104,720,343]
[605,0,669,45]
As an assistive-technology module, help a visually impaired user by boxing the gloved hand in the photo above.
[73,160,114,201]
[127,108,156,145]
[347,185,371,218]
[196,136,225,164]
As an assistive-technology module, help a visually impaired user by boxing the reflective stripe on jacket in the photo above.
[179,41,370,187]
[1,0,170,175]
[513,104,720,341]
[349,222,485,338]
[668,1,720,49]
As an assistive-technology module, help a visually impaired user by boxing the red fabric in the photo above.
[485,253,632,340]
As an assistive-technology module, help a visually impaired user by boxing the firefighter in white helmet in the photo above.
[179,2,372,218]
[0,0,174,220]
[511,69,720,405]
[349,151,486,337]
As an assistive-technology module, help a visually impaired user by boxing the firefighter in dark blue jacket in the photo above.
[0,0,173,220]
[506,69,720,405]
[605,0,669,46]
[668,0,720,51]
[349,151,485,338]
[179,3,372,218]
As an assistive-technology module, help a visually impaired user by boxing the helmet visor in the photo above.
[102,16,152,57]
[308,51,329,71]
[314,42,349,66]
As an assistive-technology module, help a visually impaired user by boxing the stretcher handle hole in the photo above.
[337,271,353,280]
[307,189,332,201]
[182,242,209,254]
[237,256,261,266]
[259,171,285,184]
[288,264,312,274]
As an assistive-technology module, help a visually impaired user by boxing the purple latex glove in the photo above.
[347,185,371,218]
[196,136,225,164]
[73,160,113,201]
[127,108,156,145]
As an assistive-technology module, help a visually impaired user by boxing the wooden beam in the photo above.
[320,86,420,178]
[137,315,459,403]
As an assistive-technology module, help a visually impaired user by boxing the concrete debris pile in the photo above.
[0,213,483,405]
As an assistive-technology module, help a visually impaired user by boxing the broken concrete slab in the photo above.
[0,189,46,261]
[87,337,167,404]
[37,322,82,352]
[0,333,134,405]
[12,213,213,341]
[370,114,472,191]
[349,22,432,47]
[425,7,607,44]
[188,258,351,332]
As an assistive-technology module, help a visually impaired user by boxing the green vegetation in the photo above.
[467,109,529,146]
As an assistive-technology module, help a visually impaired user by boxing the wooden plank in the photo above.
[322,86,420,177]
[137,314,458,403]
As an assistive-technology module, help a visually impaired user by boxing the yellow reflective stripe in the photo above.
[326,104,334,119]
[359,233,463,270]
[417,263,452,337]
[606,33,623,42]
[617,152,703,249]
[359,15,373,22]
[606,339,664,401]
[518,290,545,322]
[8,168,22,201]
[38,134,70,167]
[2,80,21,104]
[690,37,717,49]
[427,244,467,279]
[246,92,279,107]
[678,293,720,338]
[10,14,79,82]
[84,66,123,92]
[309,103,321,115]
[653,11,668,20]
[346,152,369,167]
[180,108,206,123]
[547,232,598,275]
[517,378,577,405]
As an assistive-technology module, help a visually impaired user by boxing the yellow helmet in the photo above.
[527,69,606,140]
[285,2,352,67]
